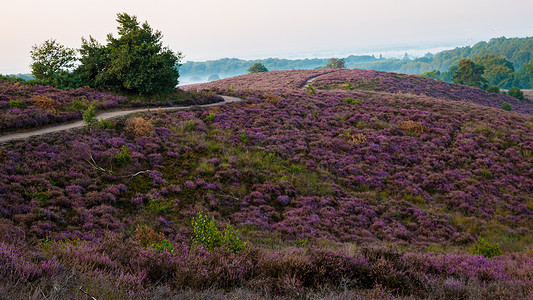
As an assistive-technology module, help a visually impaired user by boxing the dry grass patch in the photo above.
[125,116,153,136]
[31,95,59,113]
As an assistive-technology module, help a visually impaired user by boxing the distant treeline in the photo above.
[180,36,533,89]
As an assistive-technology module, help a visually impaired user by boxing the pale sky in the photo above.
[1,0,532,74]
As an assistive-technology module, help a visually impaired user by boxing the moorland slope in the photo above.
[0,69,531,299]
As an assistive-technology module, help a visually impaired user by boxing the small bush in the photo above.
[485,85,500,93]
[398,120,429,134]
[501,102,512,111]
[82,104,97,127]
[470,237,502,258]
[67,99,89,112]
[184,120,197,131]
[508,87,524,100]
[481,168,492,179]
[31,95,59,113]
[265,93,283,104]
[239,131,248,143]
[125,116,153,136]
[191,210,245,253]
[98,119,116,129]
[115,145,131,166]
[345,97,363,105]
[8,99,24,108]
[205,113,216,121]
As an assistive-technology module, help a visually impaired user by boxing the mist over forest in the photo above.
[179,36,533,89]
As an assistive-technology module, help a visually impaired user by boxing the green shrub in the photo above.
[485,85,500,93]
[205,113,216,121]
[82,104,97,127]
[191,210,245,253]
[8,99,24,108]
[289,164,302,173]
[239,131,248,143]
[151,238,174,253]
[115,145,131,166]
[345,97,363,105]
[98,119,116,129]
[508,87,524,100]
[481,168,493,179]
[470,237,502,258]
[184,120,196,131]
[68,99,89,112]
[147,199,172,214]
[501,102,512,111]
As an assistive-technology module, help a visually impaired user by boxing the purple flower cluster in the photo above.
[0,81,126,131]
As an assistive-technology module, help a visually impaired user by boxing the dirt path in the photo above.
[0,95,243,144]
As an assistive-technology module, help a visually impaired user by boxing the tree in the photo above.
[78,13,182,95]
[30,39,76,85]
[452,59,488,89]
[248,63,268,73]
[326,58,345,69]
[474,54,515,88]
[508,87,524,100]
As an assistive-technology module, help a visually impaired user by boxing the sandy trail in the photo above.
[0,95,243,144]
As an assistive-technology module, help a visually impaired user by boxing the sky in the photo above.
[1,0,532,74]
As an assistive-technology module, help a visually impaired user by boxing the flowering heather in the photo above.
[0,81,222,132]
[0,69,532,298]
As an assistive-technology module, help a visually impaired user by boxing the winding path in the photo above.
[0,95,243,144]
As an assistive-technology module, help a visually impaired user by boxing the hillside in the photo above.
[0,70,532,298]
[180,36,533,88]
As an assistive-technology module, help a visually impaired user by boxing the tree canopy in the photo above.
[78,13,182,95]
[29,13,182,96]
[326,58,345,69]
[452,59,488,89]
[30,39,76,86]
[248,63,268,74]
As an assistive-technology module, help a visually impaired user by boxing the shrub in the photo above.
[191,210,244,253]
[485,85,500,93]
[501,102,512,111]
[31,95,59,113]
[98,119,116,129]
[134,224,173,252]
[239,131,248,143]
[508,87,524,100]
[125,116,153,136]
[265,93,283,104]
[470,237,502,258]
[8,99,24,108]
[184,120,197,131]
[82,103,97,127]
[67,99,89,112]
[398,120,429,134]
[345,97,363,105]
[205,113,216,121]
[115,145,131,166]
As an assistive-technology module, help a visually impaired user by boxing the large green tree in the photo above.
[474,54,515,88]
[452,59,488,89]
[30,39,76,86]
[78,13,182,95]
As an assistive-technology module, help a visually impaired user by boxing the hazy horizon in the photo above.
[1,0,532,74]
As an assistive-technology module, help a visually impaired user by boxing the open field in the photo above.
[0,70,532,299]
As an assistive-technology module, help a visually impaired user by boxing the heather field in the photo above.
[0,69,532,299]
[0,80,220,133]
